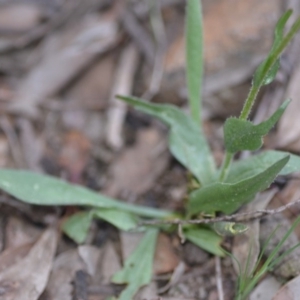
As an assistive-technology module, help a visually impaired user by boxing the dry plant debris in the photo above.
[0,0,299,299]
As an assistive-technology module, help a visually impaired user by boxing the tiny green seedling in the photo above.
[0,1,300,299]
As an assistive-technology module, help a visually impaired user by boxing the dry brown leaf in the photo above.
[99,241,121,284]
[0,3,42,33]
[232,189,277,275]
[0,227,57,300]
[8,13,117,117]
[105,128,169,198]
[0,243,32,273]
[249,275,281,300]
[0,134,10,168]
[273,274,300,300]
[78,245,102,277]
[119,231,144,260]
[154,234,180,275]
[277,62,300,151]
[59,130,91,183]
[5,216,43,250]
[64,54,115,109]
[135,282,158,300]
[42,249,86,300]
[18,118,44,172]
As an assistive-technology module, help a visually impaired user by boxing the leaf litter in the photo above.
[0,0,299,299]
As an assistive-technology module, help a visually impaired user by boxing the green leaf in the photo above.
[92,208,138,231]
[62,211,92,244]
[112,228,158,300]
[62,208,139,244]
[224,99,290,153]
[118,96,216,185]
[253,10,292,87]
[0,169,172,219]
[184,226,225,256]
[185,0,203,124]
[227,150,300,183]
[188,156,289,215]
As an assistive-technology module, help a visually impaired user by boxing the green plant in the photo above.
[234,216,300,300]
[0,1,300,299]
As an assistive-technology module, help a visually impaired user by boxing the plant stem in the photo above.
[240,16,300,120]
[239,84,260,120]
[219,152,233,182]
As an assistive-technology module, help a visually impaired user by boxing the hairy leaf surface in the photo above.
[0,169,171,218]
[224,100,290,153]
[188,156,289,214]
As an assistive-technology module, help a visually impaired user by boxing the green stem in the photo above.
[221,17,300,182]
[239,84,260,120]
[219,152,233,182]
[240,16,300,121]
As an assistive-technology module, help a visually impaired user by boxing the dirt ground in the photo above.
[0,0,300,299]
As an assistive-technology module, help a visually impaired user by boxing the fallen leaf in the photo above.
[249,275,281,300]
[277,62,300,151]
[78,245,102,277]
[42,249,86,300]
[0,3,42,33]
[273,274,300,300]
[0,227,57,300]
[232,189,277,275]
[0,243,32,273]
[8,13,117,117]
[99,241,121,284]
[59,130,91,184]
[154,233,180,275]
[5,216,42,249]
[105,128,169,198]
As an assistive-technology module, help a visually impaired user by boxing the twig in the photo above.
[106,44,139,149]
[139,198,300,226]
[142,0,166,100]
[121,7,155,65]
[215,256,224,300]
[157,262,186,294]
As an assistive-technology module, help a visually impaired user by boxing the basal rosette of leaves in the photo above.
[0,2,300,299]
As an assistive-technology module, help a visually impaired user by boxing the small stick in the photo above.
[106,44,139,149]
[215,256,224,300]
[139,198,300,226]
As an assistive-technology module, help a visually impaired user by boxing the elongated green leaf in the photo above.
[253,10,292,87]
[112,228,158,300]
[62,211,92,244]
[118,96,216,185]
[92,208,138,231]
[184,226,224,256]
[186,0,203,124]
[227,150,300,183]
[62,208,139,244]
[188,156,289,215]
[0,169,172,219]
[224,100,290,153]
